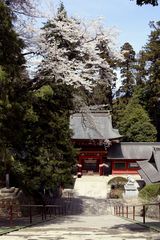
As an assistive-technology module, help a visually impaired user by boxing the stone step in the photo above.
[74,176,110,199]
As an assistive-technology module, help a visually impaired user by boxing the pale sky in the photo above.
[39,0,160,53]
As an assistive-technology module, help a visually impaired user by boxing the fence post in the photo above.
[119,206,120,216]
[122,206,124,217]
[116,206,118,215]
[114,206,116,215]
[42,206,44,220]
[44,204,46,220]
[133,206,135,220]
[143,205,145,224]
[159,203,160,221]
[126,206,128,218]
[29,205,32,224]
[9,205,13,226]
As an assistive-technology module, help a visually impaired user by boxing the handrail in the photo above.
[0,198,72,226]
[114,202,160,224]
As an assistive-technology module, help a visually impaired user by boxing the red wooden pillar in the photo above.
[99,156,103,176]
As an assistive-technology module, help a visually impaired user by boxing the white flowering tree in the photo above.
[37,3,122,92]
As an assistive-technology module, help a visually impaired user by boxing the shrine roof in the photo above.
[138,169,152,184]
[70,112,122,140]
[137,147,160,183]
[137,160,160,183]
[107,142,160,160]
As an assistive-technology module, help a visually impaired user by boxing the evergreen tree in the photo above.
[0,1,25,77]
[118,42,136,101]
[10,84,76,195]
[0,2,27,187]
[138,21,160,140]
[136,50,147,85]
[0,2,76,196]
[117,91,157,142]
[133,0,158,6]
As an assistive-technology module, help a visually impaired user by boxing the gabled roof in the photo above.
[137,147,160,184]
[107,142,160,160]
[137,160,160,183]
[138,169,152,184]
[70,112,122,140]
[153,147,160,172]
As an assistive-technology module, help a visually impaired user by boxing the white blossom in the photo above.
[37,9,123,91]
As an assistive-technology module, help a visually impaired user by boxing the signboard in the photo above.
[84,159,97,164]
[129,162,138,168]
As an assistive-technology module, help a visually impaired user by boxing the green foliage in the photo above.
[109,177,127,199]
[118,42,136,100]
[117,94,157,142]
[0,2,76,198]
[0,2,25,76]
[136,21,160,140]
[134,0,158,6]
[108,176,127,186]
[34,85,54,101]
[139,184,160,201]
[7,83,76,195]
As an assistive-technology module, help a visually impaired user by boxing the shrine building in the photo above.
[70,108,160,178]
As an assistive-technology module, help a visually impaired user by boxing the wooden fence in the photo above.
[114,202,160,224]
[0,196,72,226]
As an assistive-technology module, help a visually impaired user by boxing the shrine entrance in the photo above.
[77,151,107,176]
[83,158,99,173]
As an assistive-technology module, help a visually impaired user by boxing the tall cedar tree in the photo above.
[136,50,147,85]
[118,42,136,102]
[138,21,160,140]
[0,1,25,76]
[0,2,76,196]
[0,1,26,184]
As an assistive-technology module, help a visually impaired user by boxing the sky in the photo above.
[39,0,160,53]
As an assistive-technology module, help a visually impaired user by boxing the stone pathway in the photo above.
[0,214,160,240]
[1,176,160,239]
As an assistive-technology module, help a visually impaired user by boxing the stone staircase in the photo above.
[74,175,111,199]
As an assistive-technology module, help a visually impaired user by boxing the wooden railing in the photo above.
[114,202,160,224]
[0,196,72,226]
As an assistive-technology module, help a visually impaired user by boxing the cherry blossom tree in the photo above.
[36,4,123,91]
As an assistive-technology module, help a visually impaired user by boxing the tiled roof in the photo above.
[138,169,152,184]
[70,112,122,140]
[137,147,160,184]
[107,142,160,160]
[137,160,160,183]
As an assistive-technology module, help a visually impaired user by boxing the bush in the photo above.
[108,177,127,187]
[139,183,160,201]
[108,177,127,199]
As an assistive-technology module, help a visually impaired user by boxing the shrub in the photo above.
[139,183,160,202]
[108,177,127,187]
